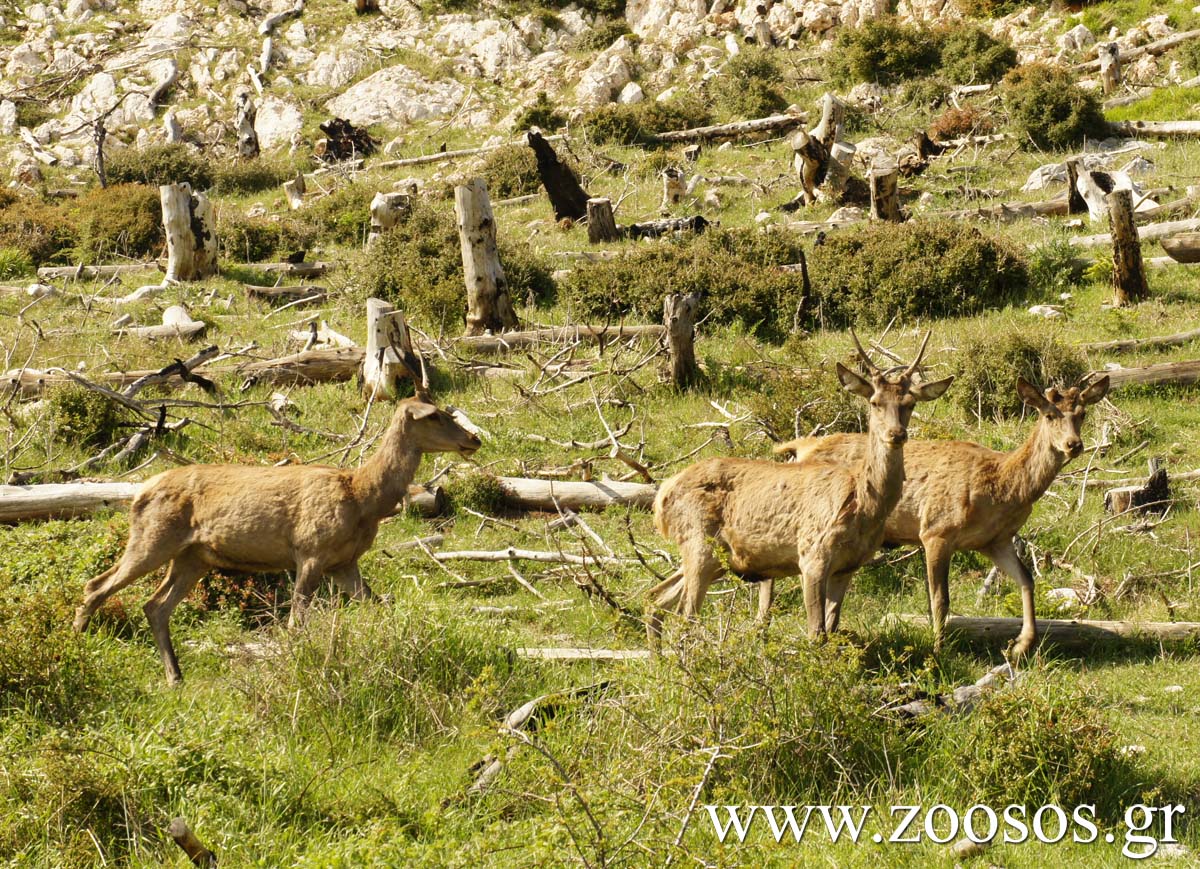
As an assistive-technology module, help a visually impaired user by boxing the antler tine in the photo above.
[904,330,932,378]
[848,327,879,374]
[416,352,431,398]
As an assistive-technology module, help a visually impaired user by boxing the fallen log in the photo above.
[1083,326,1200,353]
[36,263,160,279]
[1099,359,1200,390]
[650,111,808,143]
[236,346,364,386]
[1069,216,1200,248]
[934,196,1069,222]
[498,476,656,510]
[0,481,445,522]
[238,261,331,277]
[432,547,633,566]
[113,305,206,341]
[376,135,565,170]
[244,283,326,301]
[455,324,664,354]
[5,361,213,398]
[1107,119,1200,139]
[1161,232,1200,263]
[514,648,651,660]
[1075,28,1200,73]
[886,663,1021,719]
[1105,458,1169,515]
[898,613,1200,648]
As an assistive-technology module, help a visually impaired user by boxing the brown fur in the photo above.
[646,347,952,648]
[73,396,481,684]
[772,376,1110,656]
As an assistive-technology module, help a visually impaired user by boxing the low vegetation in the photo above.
[1002,62,1108,149]
[952,324,1089,417]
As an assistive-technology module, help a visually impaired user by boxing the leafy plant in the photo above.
[952,323,1088,417]
[47,386,128,447]
[711,48,788,119]
[1002,62,1108,150]
[105,143,214,189]
[512,92,567,132]
[73,183,163,261]
[0,246,33,278]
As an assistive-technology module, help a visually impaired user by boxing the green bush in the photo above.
[1029,237,1087,296]
[831,16,942,86]
[0,196,79,265]
[47,385,128,447]
[749,361,867,441]
[1002,63,1107,150]
[561,227,805,341]
[72,183,163,261]
[303,182,374,246]
[512,92,567,132]
[581,96,712,146]
[807,221,1029,327]
[938,24,1018,84]
[711,48,788,118]
[478,145,542,199]
[445,469,508,515]
[953,323,1088,417]
[105,143,214,190]
[0,246,33,278]
[571,19,631,52]
[217,208,318,263]
[212,155,308,196]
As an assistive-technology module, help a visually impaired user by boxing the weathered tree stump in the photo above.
[660,167,686,209]
[586,197,621,243]
[824,141,856,201]
[811,92,845,151]
[527,129,589,221]
[868,158,902,222]
[114,304,207,341]
[362,298,418,399]
[163,110,182,144]
[1105,458,1169,515]
[1075,167,1115,223]
[160,183,217,281]
[283,172,305,210]
[790,130,828,207]
[1099,42,1122,95]
[1160,232,1200,263]
[235,90,259,159]
[1065,159,1088,215]
[752,12,773,47]
[368,192,412,245]
[355,0,378,11]
[168,818,217,868]
[455,178,520,336]
[1108,188,1148,306]
[663,293,700,389]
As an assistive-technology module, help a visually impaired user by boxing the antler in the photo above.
[848,328,880,375]
[415,352,432,401]
[904,330,932,378]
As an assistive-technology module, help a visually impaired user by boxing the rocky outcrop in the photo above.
[255,95,304,150]
[325,65,487,128]
[627,0,706,41]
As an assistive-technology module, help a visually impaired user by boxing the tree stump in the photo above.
[163,110,182,144]
[660,167,686,209]
[161,183,217,282]
[527,129,589,221]
[355,0,379,11]
[1099,42,1122,95]
[1076,167,1115,223]
[753,13,774,47]
[824,141,856,201]
[362,298,418,399]
[1065,159,1088,215]
[1105,458,1169,515]
[368,192,412,245]
[235,90,259,159]
[586,198,621,243]
[682,143,702,162]
[1108,188,1148,306]
[790,130,828,207]
[283,172,305,210]
[868,158,902,222]
[810,92,845,151]
[455,178,520,336]
[663,293,700,389]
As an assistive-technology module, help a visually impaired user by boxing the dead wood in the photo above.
[167,818,217,868]
[1082,326,1200,353]
[1075,28,1200,72]
[1105,458,1170,515]
[649,111,807,143]
[896,613,1200,648]
[1099,359,1200,390]
[1108,188,1149,306]
[527,129,589,221]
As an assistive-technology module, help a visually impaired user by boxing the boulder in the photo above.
[839,0,893,28]
[1057,23,1095,53]
[801,3,836,33]
[897,0,962,24]
[306,48,369,88]
[626,0,707,40]
[325,65,476,128]
[617,81,646,104]
[255,95,304,150]
[433,18,533,79]
[576,49,634,109]
[5,43,49,77]
[0,101,16,136]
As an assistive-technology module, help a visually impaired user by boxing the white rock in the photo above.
[1144,14,1174,40]
[1046,586,1080,607]
[724,32,740,55]
[283,20,307,46]
[848,82,886,109]
[839,0,892,28]
[656,86,678,102]
[1158,843,1190,859]
[617,81,645,104]
[626,0,707,40]
[576,51,634,109]
[801,3,836,33]
[1127,54,1159,85]
[755,211,772,223]
[306,48,368,88]
[1120,744,1147,756]
[325,65,477,128]
[1058,23,1095,53]
[828,206,865,222]
[5,43,48,77]
[255,95,303,150]
[1164,684,1184,694]
[25,283,57,298]
[0,101,16,136]
[897,0,959,23]
[1119,156,1154,175]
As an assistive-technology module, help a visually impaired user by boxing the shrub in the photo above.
[571,19,631,52]
[72,183,163,261]
[0,246,32,278]
[105,143,214,189]
[711,48,788,119]
[212,155,308,196]
[953,323,1088,417]
[512,92,567,132]
[478,145,542,199]
[748,361,867,442]
[303,182,374,246]
[807,221,1029,327]
[937,24,1018,84]
[957,0,1038,15]
[445,469,508,515]
[929,104,994,140]
[581,96,712,145]
[499,239,557,307]
[831,16,942,86]
[560,227,806,341]
[1029,237,1087,296]
[217,209,318,262]
[1002,63,1107,150]
[48,385,128,447]
[0,196,79,265]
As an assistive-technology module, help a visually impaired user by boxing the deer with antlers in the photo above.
[772,374,1111,656]
[646,332,952,647]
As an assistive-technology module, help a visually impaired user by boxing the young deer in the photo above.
[646,332,952,647]
[772,374,1110,656]
[73,392,481,684]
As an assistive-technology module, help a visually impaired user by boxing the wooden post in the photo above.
[824,141,856,201]
[1065,159,1088,215]
[753,6,774,47]
[868,158,902,222]
[283,172,305,210]
[1109,188,1148,306]
[527,129,589,221]
[790,130,827,207]
[663,293,700,389]
[235,90,259,159]
[368,192,411,245]
[362,298,417,399]
[455,178,520,336]
[160,183,217,282]
[1099,43,1121,95]
[660,167,685,209]
[586,198,621,244]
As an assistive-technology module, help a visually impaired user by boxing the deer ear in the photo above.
[773,440,800,459]
[1017,377,1053,413]
[1079,374,1110,405]
[836,362,873,398]
[407,402,437,420]
[912,375,953,402]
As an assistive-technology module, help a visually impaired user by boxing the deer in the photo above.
[72,387,481,685]
[771,374,1111,657]
[646,332,952,648]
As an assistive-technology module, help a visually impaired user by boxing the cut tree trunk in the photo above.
[1075,166,1114,223]
[1108,188,1149,306]
[663,293,700,389]
[161,183,217,282]
[789,130,827,207]
[1107,119,1200,138]
[362,298,419,400]
[896,613,1200,649]
[237,347,365,387]
[240,261,331,277]
[368,192,411,245]
[1105,458,1169,515]
[1075,28,1200,72]
[36,263,159,279]
[586,198,621,243]
[455,178,520,336]
[235,91,259,159]
[1160,232,1200,263]
[527,130,589,221]
[649,111,806,143]
[114,305,206,341]
[497,477,656,510]
[823,141,856,202]
[1083,325,1200,353]
[1100,359,1200,390]
[810,92,844,151]
[455,324,664,354]
[1069,216,1200,248]
[244,283,325,301]
[283,173,305,210]
[752,17,773,47]
[868,158,902,222]
[1098,42,1121,94]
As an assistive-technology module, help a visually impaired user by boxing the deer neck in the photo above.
[998,418,1065,506]
[351,409,423,519]
[857,429,906,525]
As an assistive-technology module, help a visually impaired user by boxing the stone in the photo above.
[1127,54,1159,85]
[5,43,48,77]
[839,0,892,28]
[0,101,16,136]
[576,50,634,109]
[255,95,304,150]
[306,48,368,88]
[1058,23,1095,53]
[848,82,886,109]
[656,86,678,102]
[617,81,645,104]
[898,0,962,23]
[325,65,476,128]
[433,18,533,79]
[801,3,836,33]
[283,20,307,45]
[626,0,707,40]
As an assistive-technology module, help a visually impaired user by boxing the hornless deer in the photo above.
[772,374,1111,656]
[646,332,953,647]
[73,390,481,684]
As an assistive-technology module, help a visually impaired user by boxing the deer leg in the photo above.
[143,553,207,685]
[288,558,325,629]
[755,578,775,626]
[74,538,176,632]
[824,569,855,633]
[922,537,954,652]
[330,563,375,602]
[800,555,831,641]
[987,541,1038,658]
[645,569,685,652]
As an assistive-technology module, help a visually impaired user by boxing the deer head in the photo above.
[1017,374,1110,461]
[835,330,954,447]
[402,397,482,456]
